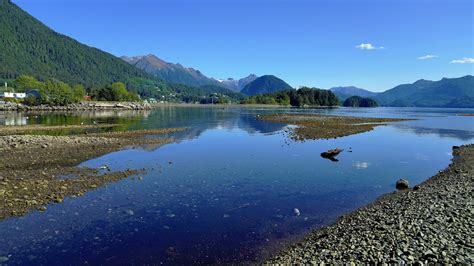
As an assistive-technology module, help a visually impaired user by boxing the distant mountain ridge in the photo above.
[241,75,293,96]
[330,86,378,101]
[121,54,222,88]
[376,75,474,107]
[330,76,474,108]
[121,54,259,93]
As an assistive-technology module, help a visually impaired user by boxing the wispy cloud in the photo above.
[450,57,474,64]
[355,43,384,50]
[417,54,438,60]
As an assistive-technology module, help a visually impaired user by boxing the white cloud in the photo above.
[450,57,474,64]
[355,43,383,50]
[417,54,438,60]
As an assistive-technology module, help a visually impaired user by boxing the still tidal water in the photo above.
[0,107,473,264]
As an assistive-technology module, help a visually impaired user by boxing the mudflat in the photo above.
[257,114,409,141]
[0,127,185,220]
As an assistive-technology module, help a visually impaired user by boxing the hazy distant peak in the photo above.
[218,74,259,92]
[330,86,377,98]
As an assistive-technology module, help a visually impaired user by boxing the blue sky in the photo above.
[14,0,474,92]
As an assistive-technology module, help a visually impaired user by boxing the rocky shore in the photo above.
[0,101,152,111]
[0,127,185,220]
[269,144,474,264]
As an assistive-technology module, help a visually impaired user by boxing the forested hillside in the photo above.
[376,76,474,107]
[0,0,245,102]
[0,0,162,87]
[241,75,293,96]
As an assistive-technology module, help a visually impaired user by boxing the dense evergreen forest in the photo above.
[0,0,158,87]
[343,96,379,107]
[242,87,340,107]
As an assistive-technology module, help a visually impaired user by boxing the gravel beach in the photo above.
[269,144,474,264]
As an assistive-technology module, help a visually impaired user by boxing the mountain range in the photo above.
[330,76,474,108]
[376,75,474,107]
[121,54,221,88]
[120,54,295,97]
[121,54,258,92]
[0,0,472,107]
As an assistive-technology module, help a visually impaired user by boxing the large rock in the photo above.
[396,179,409,190]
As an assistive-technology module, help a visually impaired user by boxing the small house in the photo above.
[0,92,26,99]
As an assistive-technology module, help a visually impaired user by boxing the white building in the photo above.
[0,92,27,99]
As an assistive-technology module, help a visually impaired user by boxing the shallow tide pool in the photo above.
[0,107,473,264]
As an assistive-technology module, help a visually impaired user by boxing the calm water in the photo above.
[0,107,473,264]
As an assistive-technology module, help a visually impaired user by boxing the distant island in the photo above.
[343,96,379,107]
[242,87,339,107]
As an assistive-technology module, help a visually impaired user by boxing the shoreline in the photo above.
[2,102,474,112]
[0,101,152,111]
[0,102,342,111]
[268,144,474,264]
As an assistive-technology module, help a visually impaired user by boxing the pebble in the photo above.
[294,208,301,216]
